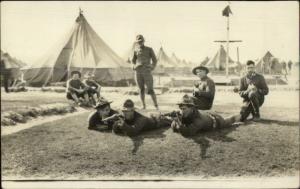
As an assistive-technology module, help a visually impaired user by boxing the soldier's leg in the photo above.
[135,72,146,109]
[248,91,261,118]
[145,71,158,109]
[240,101,252,122]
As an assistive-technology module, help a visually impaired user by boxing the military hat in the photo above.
[176,94,196,106]
[94,97,112,109]
[70,70,82,78]
[122,99,136,111]
[136,34,145,42]
[192,65,209,75]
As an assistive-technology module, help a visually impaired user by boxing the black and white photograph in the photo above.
[1,1,299,188]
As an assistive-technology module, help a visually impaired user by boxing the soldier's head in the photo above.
[177,95,196,115]
[136,34,145,47]
[192,66,209,79]
[95,98,112,117]
[2,53,9,61]
[71,71,81,80]
[122,99,135,120]
[84,72,95,81]
[246,60,256,74]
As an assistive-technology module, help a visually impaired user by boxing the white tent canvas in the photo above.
[23,12,133,86]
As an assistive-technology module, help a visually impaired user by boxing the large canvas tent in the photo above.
[205,45,238,72]
[23,12,133,86]
[256,51,282,75]
[156,47,177,68]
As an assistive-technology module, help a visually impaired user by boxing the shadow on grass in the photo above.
[130,126,170,155]
[258,119,299,126]
[189,125,239,159]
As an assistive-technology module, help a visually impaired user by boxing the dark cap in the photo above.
[176,94,196,107]
[71,70,82,78]
[94,97,112,109]
[122,99,136,111]
[136,34,145,42]
[192,66,209,75]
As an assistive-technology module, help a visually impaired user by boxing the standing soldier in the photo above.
[236,60,269,121]
[1,53,12,93]
[131,35,159,110]
[191,66,215,110]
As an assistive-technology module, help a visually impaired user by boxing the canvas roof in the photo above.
[205,45,236,70]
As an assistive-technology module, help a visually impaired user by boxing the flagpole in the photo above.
[226,8,229,78]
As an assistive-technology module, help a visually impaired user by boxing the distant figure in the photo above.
[10,73,27,92]
[112,99,171,137]
[191,66,215,110]
[66,71,90,106]
[88,98,120,131]
[131,34,159,110]
[165,95,241,137]
[236,60,269,121]
[1,53,12,93]
[281,61,288,81]
[288,61,293,74]
[83,72,101,105]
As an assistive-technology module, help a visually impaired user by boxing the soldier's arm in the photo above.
[150,48,157,68]
[238,78,248,97]
[198,79,215,98]
[66,80,78,92]
[131,51,137,64]
[258,75,269,95]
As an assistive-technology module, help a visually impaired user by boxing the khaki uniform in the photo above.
[192,76,215,110]
[112,111,170,137]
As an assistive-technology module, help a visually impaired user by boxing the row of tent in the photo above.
[2,12,297,87]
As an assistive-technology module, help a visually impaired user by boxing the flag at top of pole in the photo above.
[222,5,232,17]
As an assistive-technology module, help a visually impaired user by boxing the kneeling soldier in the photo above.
[166,95,241,137]
[112,99,171,137]
[88,98,121,131]
[235,60,269,121]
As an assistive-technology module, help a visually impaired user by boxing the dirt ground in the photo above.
[1,88,299,179]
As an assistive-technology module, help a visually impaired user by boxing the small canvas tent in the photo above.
[256,51,282,74]
[205,45,236,72]
[23,11,133,86]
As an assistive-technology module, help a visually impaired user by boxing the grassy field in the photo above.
[1,88,299,179]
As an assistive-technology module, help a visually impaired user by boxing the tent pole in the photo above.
[226,11,229,78]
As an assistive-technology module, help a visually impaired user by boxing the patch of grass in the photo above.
[1,104,299,179]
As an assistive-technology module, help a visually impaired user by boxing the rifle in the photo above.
[102,114,124,122]
[162,111,181,118]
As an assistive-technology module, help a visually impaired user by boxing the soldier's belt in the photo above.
[206,112,218,129]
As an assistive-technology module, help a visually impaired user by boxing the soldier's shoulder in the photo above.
[144,46,153,51]
[88,111,98,120]
[255,73,265,78]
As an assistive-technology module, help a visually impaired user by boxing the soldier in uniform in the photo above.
[88,98,120,131]
[166,95,241,137]
[83,72,101,105]
[1,53,12,93]
[236,60,269,121]
[131,35,159,110]
[66,71,90,106]
[112,99,171,137]
[191,66,215,110]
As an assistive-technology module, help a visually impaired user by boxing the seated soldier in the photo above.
[166,95,241,137]
[10,73,27,92]
[235,60,269,121]
[112,99,171,137]
[88,98,120,131]
[191,66,215,110]
[66,71,90,106]
[83,72,101,105]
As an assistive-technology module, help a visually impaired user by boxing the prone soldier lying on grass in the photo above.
[112,99,171,137]
[164,95,242,137]
[88,98,120,131]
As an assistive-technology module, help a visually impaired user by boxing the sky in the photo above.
[1,1,299,65]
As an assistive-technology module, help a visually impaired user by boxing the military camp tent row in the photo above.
[6,12,294,87]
